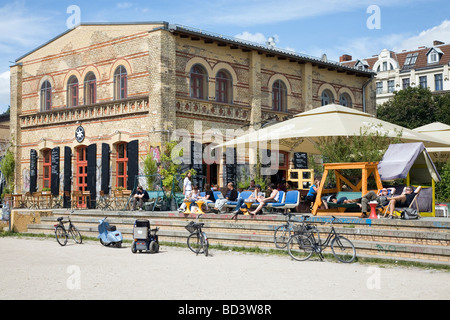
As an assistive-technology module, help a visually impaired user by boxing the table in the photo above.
[240,200,255,215]
[183,200,192,214]
[369,201,378,219]
[195,200,205,214]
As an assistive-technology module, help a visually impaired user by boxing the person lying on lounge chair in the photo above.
[343,187,396,218]
[385,186,421,218]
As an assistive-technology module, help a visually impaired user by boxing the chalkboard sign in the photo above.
[293,152,308,169]
[51,147,60,195]
[225,148,237,184]
[30,149,37,193]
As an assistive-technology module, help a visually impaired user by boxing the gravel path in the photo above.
[0,237,448,300]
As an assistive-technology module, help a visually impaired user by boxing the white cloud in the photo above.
[116,2,133,9]
[393,20,450,52]
[235,31,267,44]
[0,2,55,50]
[314,20,450,62]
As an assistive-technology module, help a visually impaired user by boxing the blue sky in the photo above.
[1,0,450,113]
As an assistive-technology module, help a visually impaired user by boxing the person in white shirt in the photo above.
[249,183,279,215]
[183,171,192,197]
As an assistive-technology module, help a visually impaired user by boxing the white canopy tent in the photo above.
[413,122,450,163]
[217,104,450,154]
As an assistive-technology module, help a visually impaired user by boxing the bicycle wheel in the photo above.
[331,236,356,263]
[68,226,82,244]
[274,224,292,249]
[55,226,68,246]
[287,234,314,261]
[187,233,203,254]
[202,232,209,257]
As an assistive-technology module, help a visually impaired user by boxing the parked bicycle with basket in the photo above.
[54,211,82,246]
[287,216,356,263]
[185,214,209,256]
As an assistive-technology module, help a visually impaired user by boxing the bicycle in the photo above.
[54,211,83,246]
[185,214,209,256]
[274,214,320,249]
[287,216,356,263]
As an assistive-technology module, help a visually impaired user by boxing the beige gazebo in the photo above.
[217,104,450,154]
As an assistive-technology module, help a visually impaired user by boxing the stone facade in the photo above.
[10,22,374,199]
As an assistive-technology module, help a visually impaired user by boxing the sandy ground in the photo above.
[0,237,448,300]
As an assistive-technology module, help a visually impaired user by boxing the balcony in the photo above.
[175,97,294,124]
[20,96,149,129]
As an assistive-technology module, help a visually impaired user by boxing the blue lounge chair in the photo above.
[266,191,285,213]
[270,190,300,213]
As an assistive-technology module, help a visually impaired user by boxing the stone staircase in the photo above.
[21,209,450,265]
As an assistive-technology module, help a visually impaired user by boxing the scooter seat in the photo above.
[107,225,117,231]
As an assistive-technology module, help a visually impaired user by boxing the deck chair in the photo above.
[383,187,421,219]
[269,190,299,213]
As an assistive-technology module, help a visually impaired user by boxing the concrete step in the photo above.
[22,209,450,265]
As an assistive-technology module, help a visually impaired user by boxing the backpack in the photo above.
[401,208,419,220]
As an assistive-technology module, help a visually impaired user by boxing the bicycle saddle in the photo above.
[57,217,64,222]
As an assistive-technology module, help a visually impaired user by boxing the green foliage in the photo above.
[377,87,450,128]
[158,141,196,191]
[159,141,182,190]
[0,149,15,197]
[436,161,450,202]
[142,153,158,189]
[315,124,402,163]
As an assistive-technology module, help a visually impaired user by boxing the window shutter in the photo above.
[63,147,72,208]
[50,147,60,196]
[86,144,97,209]
[30,149,37,193]
[126,140,138,190]
[101,143,110,194]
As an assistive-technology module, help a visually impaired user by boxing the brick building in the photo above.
[10,22,375,202]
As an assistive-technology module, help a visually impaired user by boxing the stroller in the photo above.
[131,219,160,254]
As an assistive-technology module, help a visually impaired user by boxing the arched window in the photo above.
[84,72,97,105]
[215,70,232,103]
[272,80,287,111]
[321,90,334,106]
[114,66,127,100]
[40,81,52,111]
[190,65,208,100]
[339,93,352,108]
[116,142,128,189]
[67,76,79,107]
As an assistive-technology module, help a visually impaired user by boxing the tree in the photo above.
[436,161,450,202]
[314,126,402,188]
[377,87,450,128]
[315,125,402,164]
[142,153,158,190]
[0,149,15,197]
[158,141,196,191]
